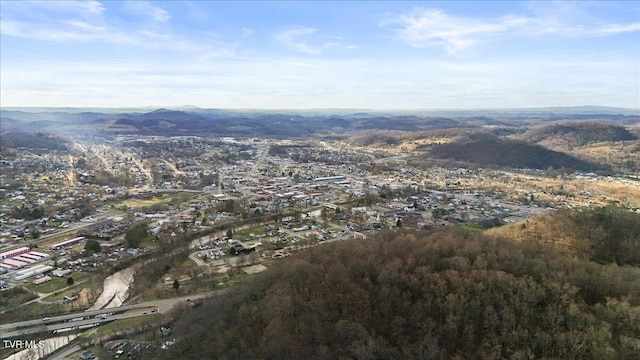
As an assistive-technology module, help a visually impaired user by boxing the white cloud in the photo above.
[5,53,636,109]
[65,20,107,32]
[1,2,636,109]
[241,28,255,37]
[30,0,106,14]
[2,19,105,43]
[1,18,144,46]
[586,22,640,36]
[383,8,640,54]
[0,1,244,60]
[383,9,531,54]
[0,13,234,56]
[0,0,106,17]
[124,1,171,22]
[274,27,339,55]
[79,0,105,14]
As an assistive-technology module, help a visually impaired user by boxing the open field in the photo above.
[25,277,70,294]
[26,271,91,294]
[117,192,198,209]
[92,314,162,337]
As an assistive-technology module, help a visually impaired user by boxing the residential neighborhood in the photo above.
[1,134,639,359]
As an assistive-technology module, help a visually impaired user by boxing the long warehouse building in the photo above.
[13,265,54,281]
[12,256,36,264]
[0,247,30,260]
[3,258,28,269]
[29,251,50,258]
[50,237,86,250]
[19,254,42,261]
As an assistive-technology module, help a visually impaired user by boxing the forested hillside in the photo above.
[428,136,606,172]
[161,215,640,360]
[489,206,640,266]
[0,131,69,155]
[520,122,636,149]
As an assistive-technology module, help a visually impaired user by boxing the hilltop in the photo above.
[488,206,640,266]
[0,131,69,156]
[426,132,606,172]
[520,122,637,149]
[159,213,640,359]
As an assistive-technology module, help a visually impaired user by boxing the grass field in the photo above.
[43,286,82,302]
[43,272,104,305]
[34,271,92,297]
[214,272,253,289]
[233,226,268,238]
[25,277,69,294]
[25,271,91,294]
[0,301,69,323]
[118,197,167,209]
[92,314,161,337]
[460,224,484,233]
[117,191,198,209]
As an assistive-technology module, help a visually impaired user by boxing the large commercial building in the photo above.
[0,247,52,270]
[313,175,347,182]
[50,237,86,250]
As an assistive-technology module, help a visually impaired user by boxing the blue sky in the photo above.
[1,1,638,109]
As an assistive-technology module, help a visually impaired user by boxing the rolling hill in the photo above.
[1,108,638,143]
[488,206,640,266]
[428,133,607,172]
[0,131,69,153]
[520,122,637,149]
[160,222,640,360]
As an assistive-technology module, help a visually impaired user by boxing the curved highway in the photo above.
[1,292,217,338]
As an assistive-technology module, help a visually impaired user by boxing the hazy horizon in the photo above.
[2,105,639,114]
[1,1,639,109]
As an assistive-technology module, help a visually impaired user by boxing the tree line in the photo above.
[160,219,640,359]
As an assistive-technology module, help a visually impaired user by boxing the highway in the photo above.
[4,313,129,338]
[0,304,153,331]
[48,344,82,360]
[1,292,215,338]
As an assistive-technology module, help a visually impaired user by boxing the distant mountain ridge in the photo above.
[2,107,639,138]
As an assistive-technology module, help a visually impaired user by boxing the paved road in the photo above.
[4,316,120,338]
[1,304,152,331]
[47,344,82,360]
[1,292,216,337]
[250,145,270,173]
[2,306,170,338]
